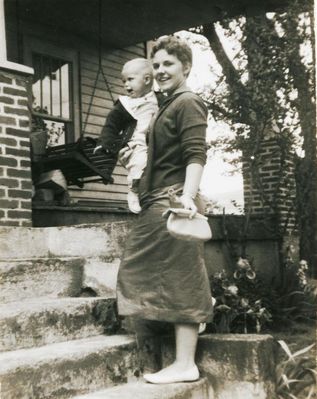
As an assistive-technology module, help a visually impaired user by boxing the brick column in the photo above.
[243,137,298,252]
[0,68,33,226]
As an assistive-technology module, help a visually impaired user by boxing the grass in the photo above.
[272,320,316,356]
[271,320,316,399]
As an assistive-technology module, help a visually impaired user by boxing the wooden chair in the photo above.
[31,137,115,188]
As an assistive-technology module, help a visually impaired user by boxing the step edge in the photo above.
[0,334,136,373]
[72,377,211,399]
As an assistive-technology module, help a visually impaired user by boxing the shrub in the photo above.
[209,258,272,333]
[208,256,316,334]
[266,259,317,330]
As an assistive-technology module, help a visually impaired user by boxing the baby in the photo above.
[94,58,158,213]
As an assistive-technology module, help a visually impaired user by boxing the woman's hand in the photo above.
[180,163,204,218]
[179,193,197,219]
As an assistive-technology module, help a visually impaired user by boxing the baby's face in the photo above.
[121,66,149,98]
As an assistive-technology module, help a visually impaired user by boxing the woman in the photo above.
[116,36,213,384]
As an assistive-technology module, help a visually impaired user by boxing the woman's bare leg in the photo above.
[174,323,199,368]
[143,323,200,384]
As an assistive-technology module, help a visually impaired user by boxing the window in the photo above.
[25,38,80,146]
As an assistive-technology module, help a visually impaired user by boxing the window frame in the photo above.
[24,36,80,144]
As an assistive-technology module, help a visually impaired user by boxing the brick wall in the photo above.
[0,69,32,227]
[243,138,297,237]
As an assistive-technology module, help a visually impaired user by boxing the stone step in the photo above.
[0,257,84,303]
[0,334,157,399]
[0,222,129,260]
[162,334,276,399]
[72,377,214,399]
[82,257,120,297]
[0,297,117,352]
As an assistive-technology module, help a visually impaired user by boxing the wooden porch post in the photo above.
[0,0,7,62]
[0,0,33,74]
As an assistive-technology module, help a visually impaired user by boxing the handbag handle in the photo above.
[162,208,208,220]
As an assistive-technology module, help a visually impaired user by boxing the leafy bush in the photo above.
[208,258,272,333]
[266,259,317,330]
[208,256,316,334]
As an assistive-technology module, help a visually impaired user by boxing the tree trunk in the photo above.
[280,1,317,274]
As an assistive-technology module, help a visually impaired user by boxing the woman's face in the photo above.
[152,49,191,95]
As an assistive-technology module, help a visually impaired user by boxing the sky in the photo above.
[176,30,245,214]
[174,9,313,214]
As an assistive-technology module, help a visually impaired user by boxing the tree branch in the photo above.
[202,22,246,94]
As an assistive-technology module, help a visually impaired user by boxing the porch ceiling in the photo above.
[20,0,291,48]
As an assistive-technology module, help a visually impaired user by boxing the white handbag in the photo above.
[163,208,212,242]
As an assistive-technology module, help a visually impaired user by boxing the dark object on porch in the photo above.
[31,136,115,188]
[30,0,118,191]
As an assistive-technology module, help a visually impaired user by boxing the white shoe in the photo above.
[143,365,199,384]
[199,297,216,335]
[127,191,141,214]
[198,323,206,334]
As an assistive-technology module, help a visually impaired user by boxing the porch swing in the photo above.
[32,1,117,189]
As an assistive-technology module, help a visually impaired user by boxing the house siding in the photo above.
[72,44,146,206]
[5,6,146,207]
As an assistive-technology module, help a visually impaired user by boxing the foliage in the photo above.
[187,0,316,271]
[209,258,272,333]
[196,1,315,156]
[32,115,47,133]
[267,262,317,328]
[275,340,316,399]
[208,253,316,334]
[185,7,316,396]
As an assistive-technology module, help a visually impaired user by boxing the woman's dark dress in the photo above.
[117,86,213,324]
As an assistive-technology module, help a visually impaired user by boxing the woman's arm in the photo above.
[176,94,208,216]
[180,162,204,217]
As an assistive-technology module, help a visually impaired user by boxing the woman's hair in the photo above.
[150,36,192,68]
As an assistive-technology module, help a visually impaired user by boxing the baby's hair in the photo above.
[122,58,153,77]
[150,36,192,68]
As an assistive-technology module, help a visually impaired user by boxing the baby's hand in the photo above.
[179,194,197,219]
[93,145,102,155]
[119,146,133,166]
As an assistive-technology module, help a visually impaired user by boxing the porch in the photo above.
[1,0,295,224]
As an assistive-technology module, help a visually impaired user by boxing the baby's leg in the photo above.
[126,145,147,181]
[126,183,142,213]
[126,146,147,214]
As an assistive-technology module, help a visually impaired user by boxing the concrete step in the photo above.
[72,378,214,399]
[0,257,84,302]
[0,297,117,351]
[0,222,129,260]
[0,334,157,399]
[162,334,276,399]
[0,223,127,297]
